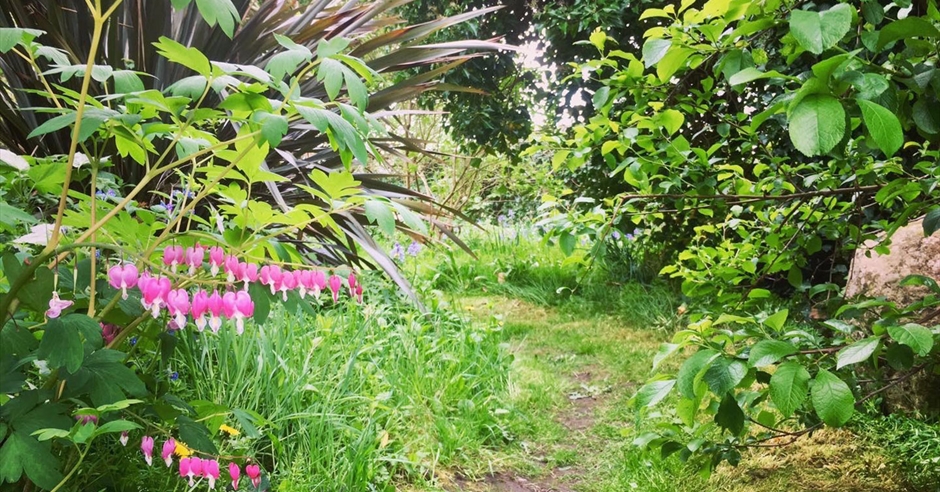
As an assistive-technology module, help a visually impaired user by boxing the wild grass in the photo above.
[164,293,515,491]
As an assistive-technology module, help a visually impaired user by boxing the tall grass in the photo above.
[170,296,514,490]
[420,225,681,327]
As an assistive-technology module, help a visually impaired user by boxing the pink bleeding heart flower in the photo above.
[166,289,190,329]
[207,290,225,332]
[224,255,241,283]
[191,290,209,331]
[278,270,297,301]
[222,291,254,335]
[205,459,220,489]
[347,272,358,297]
[120,430,129,446]
[185,245,206,275]
[246,464,261,489]
[46,292,73,319]
[162,438,176,467]
[240,262,258,289]
[163,245,184,272]
[259,265,283,295]
[328,274,343,303]
[190,457,205,483]
[354,283,363,304]
[140,274,172,318]
[107,264,139,299]
[74,414,98,425]
[295,270,312,299]
[141,436,154,466]
[312,270,326,298]
[229,463,241,490]
[100,323,120,345]
[209,246,225,276]
[179,457,192,484]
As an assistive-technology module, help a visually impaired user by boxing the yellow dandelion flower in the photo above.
[219,424,240,436]
[174,441,193,457]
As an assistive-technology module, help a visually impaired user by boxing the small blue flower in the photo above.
[129,336,138,346]
[507,209,515,219]
[497,214,507,224]
[390,242,405,262]
[407,241,421,257]
[611,230,621,240]
[169,371,179,381]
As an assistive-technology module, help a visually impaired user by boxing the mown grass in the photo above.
[416,228,931,492]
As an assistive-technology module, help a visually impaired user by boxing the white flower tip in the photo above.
[0,149,29,171]
[72,153,90,168]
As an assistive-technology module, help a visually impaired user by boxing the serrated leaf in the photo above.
[194,0,240,38]
[770,361,810,418]
[836,337,880,369]
[364,200,396,236]
[0,431,63,489]
[703,357,747,396]
[37,318,83,373]
[764,309,789,332]
[789,4,852,55]
[715,393,745,435]
[811,369,855,427]
[788,94,845,157]
[677,349,719,399]
[635,379,676,408]
[642,38,671,68]
[749,340,797,367]
[887,324,933,356]
[154,37,211,77]
[857,99,903,157]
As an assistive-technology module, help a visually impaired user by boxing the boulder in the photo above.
[845,217,940,305]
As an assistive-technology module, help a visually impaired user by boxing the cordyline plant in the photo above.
[0,0,512,489]
[0,0,511,300]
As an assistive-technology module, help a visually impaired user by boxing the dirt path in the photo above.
[441,296,658,492]
[433,296,909,492]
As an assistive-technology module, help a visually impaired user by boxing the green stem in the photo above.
[49,445,88,492]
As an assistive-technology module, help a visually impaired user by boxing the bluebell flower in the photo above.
[497,214,507,224]
[407,241,421,257]
[611,230,621,240]
[390,242,405,262]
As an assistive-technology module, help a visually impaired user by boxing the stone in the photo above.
[845,216,940,305]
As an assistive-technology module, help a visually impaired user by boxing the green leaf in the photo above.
[153,37,211,77]
[61,313,103,349]
[253,112,289,147]
[63,349,146,407]
[749,340,797,367]
[0,431,63,489]
[728,67,792,86]
[770,361,810,418]
[266,34,313,81]
[811,369,855,427]
[677,349,718,398]
[913,98,940,135]
[715,393,745,435]
[877,17,940,51]
[194,0,240,38]
[789,4,852,55]
[764,309,789,332]
[642,38,672,68]
[37,318,83,373]
[887,324,934,356]
[656,47,693,82]
[657,109,684,136]
[703,357,747,396]
[559,232,576,256]
[788,94,845,157]
[0,28,44,53]
[924,208,940,237]
[857,99,903,157]
[635,379,676,408]
[364,200,396,236]
[177,415,218,454]
[27,112,77,140]
[93,420,141,437]
[836,337,880,369]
